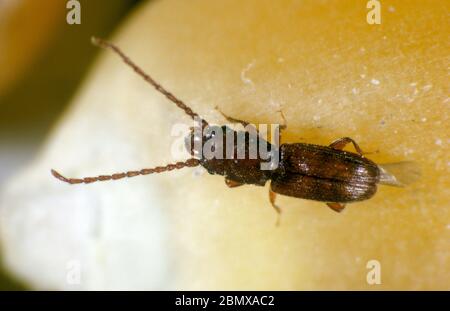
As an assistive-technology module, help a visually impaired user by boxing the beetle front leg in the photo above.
[216,107,255,129]
[269,188,282,226]
[276,110,287,143]
[277,110,287,131]
[329,137,364,156]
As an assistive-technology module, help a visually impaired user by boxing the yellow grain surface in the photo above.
[1,0,447,290]
[123,0,448,290]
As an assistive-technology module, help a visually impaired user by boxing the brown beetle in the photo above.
[52,38,417,215]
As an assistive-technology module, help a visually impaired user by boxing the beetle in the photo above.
[51,37,412,215]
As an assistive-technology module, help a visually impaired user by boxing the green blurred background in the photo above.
[0,0,144,290]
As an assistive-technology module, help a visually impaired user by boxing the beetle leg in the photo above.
[275,110,287,143]
[225,178,244,188]
[277,110,287,131]
[269,189,282,226]
[216,107,255,129]
[326,202,346,213]
[329,137,364,156]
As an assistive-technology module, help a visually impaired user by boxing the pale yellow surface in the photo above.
[0,0,448,290]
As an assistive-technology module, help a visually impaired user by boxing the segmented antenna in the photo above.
[51,159,200,185]
[91,37,207,124]
[51,39,207,185]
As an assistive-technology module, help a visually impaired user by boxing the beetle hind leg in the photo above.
[326,202,346,213]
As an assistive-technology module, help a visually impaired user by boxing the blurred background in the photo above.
[0,0,143,290]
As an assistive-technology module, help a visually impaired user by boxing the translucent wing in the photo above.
[378,161,421,187]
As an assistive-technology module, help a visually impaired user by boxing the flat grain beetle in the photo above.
[52,37,419,216]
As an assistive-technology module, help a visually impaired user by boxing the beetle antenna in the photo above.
[91,37,207,125]
[51,159,200,185]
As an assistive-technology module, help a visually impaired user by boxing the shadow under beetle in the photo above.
[52,37,416,215]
